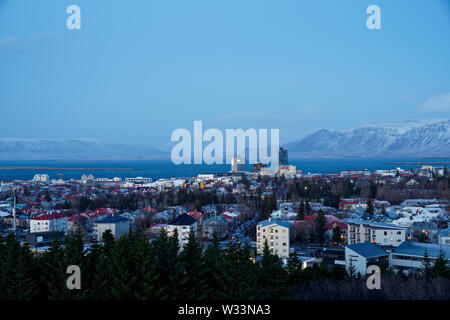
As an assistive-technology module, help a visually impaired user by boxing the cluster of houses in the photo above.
[256,195,449,274]
[0,164,449,276]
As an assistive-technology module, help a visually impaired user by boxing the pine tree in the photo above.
[422,248,432,278]
[132,231,161,299]
[108,232,136,299]
[38,236,73,300]
[257,241,289,299]
[305,200,311,214]
[0,235,39,300]
[203,232,225,299]
[297,201,305,220]
[220,241,258,299]
[432,249,449,278]
[332,224,341,246]
[365,198,374,217]
[180,230,210,299]
[314,210,327,245]
[286,250,302,285]
[153,230,183,299]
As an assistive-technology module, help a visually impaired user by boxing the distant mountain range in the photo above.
[284,119,450,158]
[0,139,169,160]
[0,119,448,160]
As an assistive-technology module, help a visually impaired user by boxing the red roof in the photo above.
[32,212,68,221]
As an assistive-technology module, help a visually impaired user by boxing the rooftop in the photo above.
[168,213,197,226]
[346,243,388,258]
[95,215,129,224]
[393,241,450,258]
[257,219,290,229]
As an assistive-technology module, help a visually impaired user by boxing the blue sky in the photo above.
[0,0,449,150]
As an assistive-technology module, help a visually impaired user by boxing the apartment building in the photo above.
[345,219,407,247]
[256,218,290,258]
[30,212,68,233]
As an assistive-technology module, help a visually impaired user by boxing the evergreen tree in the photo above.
[365,198,374,217]
[153,230,183,299]
[432,249,449,278]
[108,232,136,299]
[0,235,39,300]
[257,241,289,299]
[297,201,305,220]
[286,250,302,285]
[203,232,225,299]
[305,200,311,214]
[39,236,74,300]
[314,210,327,245]
[132,231,161,299]
[220,241,258,299]
[180,230,210,299]
[422,248,432,278]
[332,224,341,246]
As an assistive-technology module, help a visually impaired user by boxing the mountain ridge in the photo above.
[0,138,169,160]
[284,119,450,158]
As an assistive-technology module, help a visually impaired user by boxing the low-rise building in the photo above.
[167,213,198,250]
[345,243,389,276]
[202,215,227,240]
[439,228,450,245]
[94,215,130,241]
[30,212,69,233]
[390,241,450,274]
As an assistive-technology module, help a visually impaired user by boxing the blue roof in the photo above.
[95,215,129,224]
[346,243,388,258]
[343,219,407,230]
[257,219,290,229]
[440,228,450,237]
[393,242,450,258]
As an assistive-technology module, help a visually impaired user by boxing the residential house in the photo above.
[167,213,198,250]
[94,215,130,241]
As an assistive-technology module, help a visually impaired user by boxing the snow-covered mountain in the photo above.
[284,119,450,158]
[0,139,169,160]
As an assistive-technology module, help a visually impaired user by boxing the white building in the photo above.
[390,242,450,274]
[438,228,450,245]
[393,207,440,227]
[256,219,290,258]
[167,213,198,250]
[32,174,49,183]
[345,220,407,247]
[30,212,68,233]
[278,165,297,176]
[94,215,130,241]
[125,177,152,183]
[345,243,389,276]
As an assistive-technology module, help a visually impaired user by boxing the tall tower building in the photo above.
[279,147,288,165]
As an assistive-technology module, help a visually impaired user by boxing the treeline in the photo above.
[1,230,449,300]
